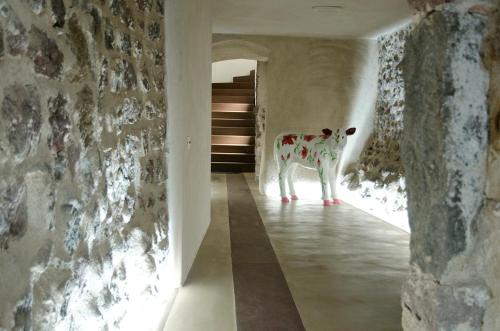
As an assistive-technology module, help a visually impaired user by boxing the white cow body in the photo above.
[274,128,356,206]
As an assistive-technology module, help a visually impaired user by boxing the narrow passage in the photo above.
[165,174,409,331]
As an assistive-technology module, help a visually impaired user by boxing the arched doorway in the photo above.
[211,40,270,184]
[211,59,257,173]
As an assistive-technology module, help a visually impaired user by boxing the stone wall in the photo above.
[254,104,265,180]
[255,61,268,182]
[400,0,500,330]
[341,25,412,231]
[358,26,412,181]
[0,0,168,329]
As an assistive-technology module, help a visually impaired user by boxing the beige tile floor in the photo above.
[164,174,410,331]
[244,173,410,331]
[163,174,237,331]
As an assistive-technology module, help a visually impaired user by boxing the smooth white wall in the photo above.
[212,59,257,83]
[165,0,212,285]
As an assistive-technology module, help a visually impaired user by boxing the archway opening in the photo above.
[211,59,257,173]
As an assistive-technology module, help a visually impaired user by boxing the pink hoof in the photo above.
[281,197,290,203]
[291,195,299,201]
[333,199,342,205]
[323,200,333,206]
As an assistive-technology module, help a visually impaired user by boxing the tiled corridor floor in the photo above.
[164,174,410,331]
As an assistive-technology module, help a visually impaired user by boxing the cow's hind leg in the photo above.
[287,164,298,200]
[278,163,290,203]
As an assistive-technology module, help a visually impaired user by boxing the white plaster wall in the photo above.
[212,59,256,83]
[165,0,212,285]
[213,35,378,198]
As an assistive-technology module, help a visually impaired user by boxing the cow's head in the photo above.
[322,127,356,152]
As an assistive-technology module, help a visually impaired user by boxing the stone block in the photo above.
[98,58,109,96]
[110,59,137,92]
[50,0,65,27]
[156,0,164,15]
[28,26,64,78]
[22,0,46,15]
[136,0,152,12]
[89,6,102,38]
[148,22,160,41]
[152,48,163,65]
[0,3,28,56]
[68,14,90,77]
[104,20,114,50]
[407,0,447,12]
[48,93,70,180]
[0,24,4,58]
[1,84,42,161]
[119,31,131,55]
[110,0,122,16]
[62,200,82,255]
[0,178,27,246]
[119,2,134,29]
[143,100,160,120]
[139,66,151,92]
[76,85,94,148]
[117,97,141,127]
[402,266,490,330]
[132,40,143,58]
[48,93,69,153]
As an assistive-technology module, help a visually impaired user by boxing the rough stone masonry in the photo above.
[0,0,168,330]
[401,0,500,330]
[342,24,412,230]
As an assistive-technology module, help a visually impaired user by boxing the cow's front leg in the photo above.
[317,165,332,206]
[287,164,298,200]
[329,162,341,205]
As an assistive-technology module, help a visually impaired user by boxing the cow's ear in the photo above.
[345,127,356,136]
[322,128,333,136]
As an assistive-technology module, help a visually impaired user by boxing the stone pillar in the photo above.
[401,0,499,330]
[255,61,268,185]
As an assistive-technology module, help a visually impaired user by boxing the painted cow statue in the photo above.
[274,127,356,206]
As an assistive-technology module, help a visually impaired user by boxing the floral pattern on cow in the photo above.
[274,127,356,206]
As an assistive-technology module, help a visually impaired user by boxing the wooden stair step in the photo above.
[233,75,254,83]
[212,118,255,127]
[212,88,254,96]
[212,111,254,120]
[213,95,255,104]
[212,127,255,136]
[212,103,254,112]
[211,162,255,173]
[212,82,254,89]
[211,153,255,163]
[212,144,254,154]
[212,135,255,145]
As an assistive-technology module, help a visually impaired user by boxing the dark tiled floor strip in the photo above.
[226,174,305,331]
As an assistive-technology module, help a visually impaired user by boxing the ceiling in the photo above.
[212,0,413,39]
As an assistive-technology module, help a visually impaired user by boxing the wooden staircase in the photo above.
[211,70,256,173]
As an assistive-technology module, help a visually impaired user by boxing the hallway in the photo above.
[165,174,410,331]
